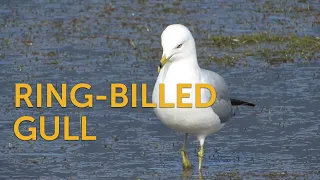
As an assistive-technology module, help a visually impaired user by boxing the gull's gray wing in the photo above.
[200,69,233,124]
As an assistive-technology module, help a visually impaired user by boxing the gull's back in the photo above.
[200,68,233,124]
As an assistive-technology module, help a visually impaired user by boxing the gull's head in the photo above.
[158,24,197,72]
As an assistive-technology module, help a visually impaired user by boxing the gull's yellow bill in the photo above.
[158,55,168,73]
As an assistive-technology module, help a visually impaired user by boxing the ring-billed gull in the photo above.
[152,24,255,171]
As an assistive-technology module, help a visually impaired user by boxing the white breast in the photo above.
[152,65,224,137]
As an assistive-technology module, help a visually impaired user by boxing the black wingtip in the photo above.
[231,98,255,107]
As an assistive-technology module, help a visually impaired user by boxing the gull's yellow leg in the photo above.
[199,170,204,180]
[180,133,192,169]
[198,138,205,171]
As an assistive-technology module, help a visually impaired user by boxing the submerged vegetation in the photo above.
[202,33,320,67]
[0,0,319,70]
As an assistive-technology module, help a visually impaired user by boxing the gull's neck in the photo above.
[162,55,201,83]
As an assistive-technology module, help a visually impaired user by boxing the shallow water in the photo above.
[0,0,320,179]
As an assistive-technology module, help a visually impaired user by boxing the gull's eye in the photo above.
[176,44,182,48]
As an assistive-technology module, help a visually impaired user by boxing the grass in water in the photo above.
[207,32,320,66]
